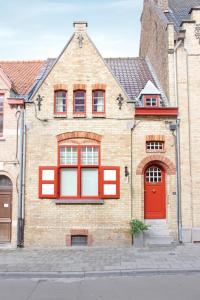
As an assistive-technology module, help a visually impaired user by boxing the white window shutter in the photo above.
[39,167,58,198]
[100,167,120,199]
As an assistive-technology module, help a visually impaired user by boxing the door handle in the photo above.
[152,189,156,193]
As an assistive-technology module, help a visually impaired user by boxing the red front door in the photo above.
[144,165,166,219]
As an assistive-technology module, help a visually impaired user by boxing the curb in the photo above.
[0,269,200,279]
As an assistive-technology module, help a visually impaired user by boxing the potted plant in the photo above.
[130,219,150,247]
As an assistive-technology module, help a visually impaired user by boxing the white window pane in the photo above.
[42,184,54,195]
[60,147,77,165]
[42,170,54,181]
[104,184,116,195]
[81,147,99,165]
[104,170,116,181]
[81,168,98,196]
[60,168,77,196]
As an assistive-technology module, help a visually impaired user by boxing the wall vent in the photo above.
[71,235,88,246]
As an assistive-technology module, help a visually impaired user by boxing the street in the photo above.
[1,273,200,300]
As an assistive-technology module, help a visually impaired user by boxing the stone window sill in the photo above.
[73,114,86,118]
[54,199,104,205]
[92,114,106,118]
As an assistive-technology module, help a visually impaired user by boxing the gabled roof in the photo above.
[0,60,45,95]
[0,57,164,103]
[166,0,200,31]
[105,58,157,100]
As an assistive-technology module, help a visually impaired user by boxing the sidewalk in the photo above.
[0,244,200,278]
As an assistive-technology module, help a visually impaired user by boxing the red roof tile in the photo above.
[0,60,45,95]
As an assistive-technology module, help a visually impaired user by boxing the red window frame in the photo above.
[143,95,160,107]
[58,145,101,199]
[54,90,67,115]
[73,90,86,115]
[92,90,105,115]
[0,93,4,136]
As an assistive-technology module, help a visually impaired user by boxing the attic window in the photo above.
[143,95,160,107]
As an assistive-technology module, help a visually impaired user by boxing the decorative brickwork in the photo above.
[54,84,67,90]
[136,155,176,175]
[73,84,86,90]
[146,135,165,142]
[56,131,102,143]
[92,84,106,90]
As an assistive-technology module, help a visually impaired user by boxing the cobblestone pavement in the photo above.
[0,244,200,273]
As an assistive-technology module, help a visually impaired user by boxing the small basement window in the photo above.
[71,235,88,246]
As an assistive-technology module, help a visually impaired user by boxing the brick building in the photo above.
[1,0,198,247]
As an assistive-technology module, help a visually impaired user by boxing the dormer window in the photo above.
[143,95,160,107]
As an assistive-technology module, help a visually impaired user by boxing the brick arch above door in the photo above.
[136,155,176,175]
[56,131,102,143]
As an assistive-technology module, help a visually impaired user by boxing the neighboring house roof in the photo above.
[0,60,45,95]
[0,57,163,103]
[105,58,157,100]
[166,0,200,31]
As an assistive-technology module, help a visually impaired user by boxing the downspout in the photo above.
[174,40,183,242]
[17,107,25,247]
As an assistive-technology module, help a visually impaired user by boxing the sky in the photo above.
[0,0,143,60]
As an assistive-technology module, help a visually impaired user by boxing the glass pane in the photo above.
[60,147,77,165]
[74,91,85,112]
[60,168,77,196]
[93,91,104,112]
[55,91,66,113]
[81,147,98,165]
[146,167,162,183]
[81,168,98,196]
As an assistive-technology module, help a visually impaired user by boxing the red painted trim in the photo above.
[100,166,120,199]
[54,90,67,115]
[58,145,101,200]
[38,166,58,199]
[7,99,24,105]
[92,89,106,115]
[135,107,178,117]
[73,90,86,116]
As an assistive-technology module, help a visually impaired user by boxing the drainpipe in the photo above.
[17,108,25,247]
[173,40,183,242]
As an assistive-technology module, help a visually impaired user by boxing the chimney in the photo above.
[73,21,88,32]
[155,0,169,12]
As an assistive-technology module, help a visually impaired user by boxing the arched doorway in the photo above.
[144,165,166,219]
[0,175,12,243]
